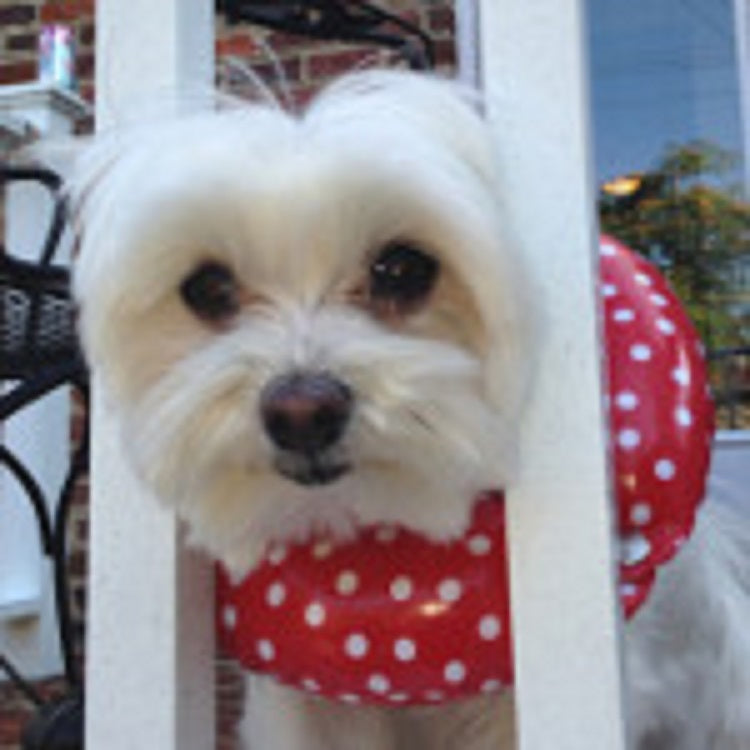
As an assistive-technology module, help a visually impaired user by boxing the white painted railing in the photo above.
[477,2,628,748]
[85,1,216,748]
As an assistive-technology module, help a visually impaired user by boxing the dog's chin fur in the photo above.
[69,69,750,750]
[123,305,518,578]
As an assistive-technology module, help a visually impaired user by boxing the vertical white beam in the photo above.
[86,2,215,749]
[477,2,628,749]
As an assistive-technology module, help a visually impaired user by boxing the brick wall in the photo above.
[0,1,95,99]
[0,2,456,748]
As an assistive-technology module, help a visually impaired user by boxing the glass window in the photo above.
[588,0,750,429]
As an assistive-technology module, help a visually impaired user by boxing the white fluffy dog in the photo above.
[69,70,750,749]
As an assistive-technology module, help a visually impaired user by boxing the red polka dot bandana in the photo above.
[217,236,714,706]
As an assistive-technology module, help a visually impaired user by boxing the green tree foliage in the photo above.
[599,140,750,351]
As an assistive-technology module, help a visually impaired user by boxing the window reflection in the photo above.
[588,0,750,429]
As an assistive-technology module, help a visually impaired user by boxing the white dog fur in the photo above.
[68,70,750,749]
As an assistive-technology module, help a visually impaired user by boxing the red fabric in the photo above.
[600,235,714,616]
[216,236,714,705]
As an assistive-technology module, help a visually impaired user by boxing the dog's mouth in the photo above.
[274,451,351,487]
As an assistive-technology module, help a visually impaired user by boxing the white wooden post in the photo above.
[85,2,216,748]
[476,2,629,749]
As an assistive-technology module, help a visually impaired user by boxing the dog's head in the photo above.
[71,71,536,576]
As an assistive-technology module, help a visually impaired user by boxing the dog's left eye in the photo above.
[180,261,240,324]
[369,242,439,314]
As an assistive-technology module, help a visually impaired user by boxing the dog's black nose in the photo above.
[260,372,353,454]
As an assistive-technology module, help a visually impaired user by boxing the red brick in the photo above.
[306,47,375,79]
[0,711,26,744]
[75,50,94,80]
[252,58,302,87]
[79,22,95,48]
[291,85,317,108]
[429,6,455,34]
[75,517,88,539]
[67,551,87,577]
[76,83,95,106]
[0,60,36,85]
[6,32,38,52]
[267,30,311,51]
[433,37,456,68]
[40,0,94,24]
[216,33,258,59]
[0,4,36,25]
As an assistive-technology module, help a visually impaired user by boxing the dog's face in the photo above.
[72,71,535,576]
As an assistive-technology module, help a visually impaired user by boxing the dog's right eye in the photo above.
[180,261,240,324]
[368,242,440,316]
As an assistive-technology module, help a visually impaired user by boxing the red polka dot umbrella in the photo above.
[216,235,714,706]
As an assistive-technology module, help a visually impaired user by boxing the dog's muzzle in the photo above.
[260,372,353,486]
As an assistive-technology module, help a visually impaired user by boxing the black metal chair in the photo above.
[1,164,86,750]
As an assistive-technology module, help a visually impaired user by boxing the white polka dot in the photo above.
[301,677,320,692]
[630,503,652,526]
[672,367,691,387]
[388,693,410,703]
[634,272,652,286]
[615,391,639,411]
[479,614,502,641]
[444,661,467,684]
[650,293,668,307]
[655,459,676,481]
[618,429,641,450]
[375,526,398,543]
[601,283,618,298]
[267,545,287,565]
[467,534,492,555]
[600,242,616,256]
[223,606,237,630]
[256,639,275,661]
[305,602,326,627]
[266,582,286,608]
[620,583,639,598]
[438,579,463,603]
[613,308,635,323]
[345,633,369,659]
[390,576,413,602]
[368,674,391,694]
[481,679,503,694]
[620,533,651,566]
[656,318,676,335]
[394,638,417,662]
[424,690,445,702]
[675,406,693,427]
[338,693,361,704]
[312,540,334,560]
[630,344,652,361]
[336,570,359,596]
